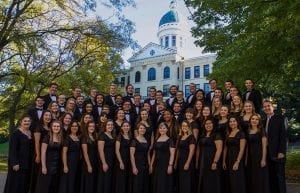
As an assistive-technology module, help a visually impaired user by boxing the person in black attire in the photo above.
[123,84,135,105]
[85,87,97,106]
[123,100,137,132]
[133,94,143,116]
[35,120,63,193]
[73,95,85,121]
[105,83,117,106]
[224,80,234,105]
[130,123,151,193]
[31,110,52,193]
[186,83,197,108]
[83,102,98,124]
[95,94,105,123]
[144,87,157,112]
[150,122,176,193]
[173,91,188,112]
[191,89,205,106]
[4,115,33,193]
[58,121,81,193]
[97,120,115,193]
[223,116,247,193]
[242,79,262,114]
[80,121,98,193]
[205,79,217,105]
[172,102,184,124]
[155,102,167,129]
[197,118,223,193]
[155,90,164,104]
[115,121,132,193]
[175,120,196,193]
[110,94,123,119]
[166,85,178,110]
[68,86,82,100]
[27,96,45,133]
[185,108,200,142]
[42,83,58,109]
[58,94,66,113]
[247,114,270,193]
[263,100,287,193]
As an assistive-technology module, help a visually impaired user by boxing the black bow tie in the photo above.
[150,97,155,100]
[36,107,43,111]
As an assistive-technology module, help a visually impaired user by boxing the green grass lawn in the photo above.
[286,150,300,169]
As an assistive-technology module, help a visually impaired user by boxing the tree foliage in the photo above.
[185,0,300,116]
[0,0,137,132]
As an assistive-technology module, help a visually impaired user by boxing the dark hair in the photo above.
[203,118,215,136]
[209,79,217,83]
[225,79,234,84]
[18,114,32,126]
[227,115,242,134]
[35,96,44,101]
[40,110,52,127]
[67,121,81,136]
[83,121,97,143]
[49,83,58,88]
[120,121,132,138]
[156,122,170,139]
[126,84,134,90]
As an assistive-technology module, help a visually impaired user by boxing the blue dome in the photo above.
[159,10,179,27]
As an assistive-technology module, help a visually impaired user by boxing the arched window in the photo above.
[148,68,156,81]
[135,71,141,83]
[163,66,170,79]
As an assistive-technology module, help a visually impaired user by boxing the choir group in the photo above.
[4,79,287,193]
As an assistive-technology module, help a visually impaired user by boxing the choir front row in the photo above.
[5,110,284,193]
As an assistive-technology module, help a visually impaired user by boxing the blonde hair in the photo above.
[241,100,255,116]
[230,95,244,113]
[49,120,63,145]
[179,120,193,136]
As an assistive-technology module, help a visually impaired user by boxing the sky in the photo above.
[99,0,205,68]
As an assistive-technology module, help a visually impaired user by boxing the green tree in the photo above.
[0,0,137,132]
[184,0,300,115]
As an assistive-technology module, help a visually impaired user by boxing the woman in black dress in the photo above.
[130,123,151,193]
[246,114,269,193]
[197,118,223,193]
[58,121,81,193]
[114,109,125,135]
[212,97,222,118]
[230,95,243,117]
[80,121,98,193]
[223,116,247,193]
[97,120,115,193]
[175,120,196,193]
[185,108,200,142]
[150,122,176,193]
[4,115,33,193]
[79,113,92,133]
[83,102,97,122]
[163,110,178,142]
[35,120,63,193]
[98,112,108,133]
[115,121,132,193]
[135,109,154,149]
[240,100,255,133]
[31,110,52,193]
[197,105,212,136]
[193,100,204,120]
[216,105,230,140]
[60,113,72,138]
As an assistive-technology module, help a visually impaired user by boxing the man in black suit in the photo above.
[105,83,117,107]
[144,87,157,112]
[224,79,234,105]
[172,102,184,124]
[205,79,217,105]
[27,96,45,132]
[242,79,262,113]
[73,95,84,121]
[122,100,136,131]
[85,87,97,106]
[173,91,188,112]
[263,99,287,193]
[186,83,196,108]
[166,85,177,109]
[42,83,58,109]
[122,84,135,105]
[57,94,66,113]
[133,94,143,116]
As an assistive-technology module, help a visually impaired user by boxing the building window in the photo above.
[148,68,156,81]
[165,36,169,47]
[204,64,210,77]
[121,77,125,87]
[204,83,210,94]
[185,67,191,79]
[185,85,190,97]
[135,88,140,94]
[135,71,141,83]
[172,35,176,47]
[163,84,170,97]
[163,66,170,79]
[194,66,200,78]
[177,67,180,79]
[160,38,163,46]
[196,84,200,90]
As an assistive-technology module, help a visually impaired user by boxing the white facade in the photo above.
[118,0,216,99]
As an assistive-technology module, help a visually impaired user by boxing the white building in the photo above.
[118,0,216,99]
